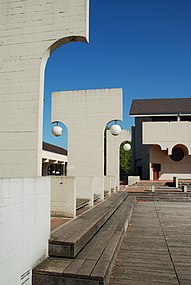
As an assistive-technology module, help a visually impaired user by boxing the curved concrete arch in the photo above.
[49,36,88,54]
[0,0,89,177]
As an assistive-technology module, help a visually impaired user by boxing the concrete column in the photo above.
[173,177,179,188]
[182,185,187,193]
[151,185,155,192]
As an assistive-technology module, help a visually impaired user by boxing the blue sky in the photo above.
[43,0,191,149]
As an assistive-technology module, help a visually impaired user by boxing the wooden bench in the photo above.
[49,191,128,258]
[33,193,135,285]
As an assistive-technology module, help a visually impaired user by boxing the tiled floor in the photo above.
[51,217,71,231]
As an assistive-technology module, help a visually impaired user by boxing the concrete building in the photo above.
[130,98,191,180]
[42,142,67,176]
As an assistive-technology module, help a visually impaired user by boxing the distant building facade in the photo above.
[130,98,191,180]
[42,142,68,176]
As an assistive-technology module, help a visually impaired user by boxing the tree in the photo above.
[120,141,132,174]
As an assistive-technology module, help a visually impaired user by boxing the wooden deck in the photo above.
[109,201,191,285]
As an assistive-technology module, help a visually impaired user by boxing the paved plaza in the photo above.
[109,201,191,285]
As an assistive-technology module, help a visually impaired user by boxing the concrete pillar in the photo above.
[0,0,89,178]
[173,177,179,188]
[151,185,155,192]
[106,130,131,190]
[182,185,187,193]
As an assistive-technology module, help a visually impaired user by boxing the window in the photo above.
[170,147,184,161]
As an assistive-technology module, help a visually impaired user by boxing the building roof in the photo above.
[130,98,191,116]
[42,142,67,156]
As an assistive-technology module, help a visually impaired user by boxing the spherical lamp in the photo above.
[123,143,131,151]
[110,124,121,136]
[52,125,63,137]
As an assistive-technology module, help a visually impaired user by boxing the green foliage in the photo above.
[120,141,132,174]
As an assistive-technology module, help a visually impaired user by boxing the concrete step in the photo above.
[32,195,136,285]
[135,181,168,187]
[130,192,191,202]
[49,191,128,258]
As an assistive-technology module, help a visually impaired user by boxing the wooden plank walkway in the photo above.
[109,201,191,285]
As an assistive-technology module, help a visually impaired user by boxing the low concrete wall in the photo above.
[92,176,104,200]
[76,177,94,206]
[111,176,117,193]
[128,176,140,186]
[104,176,113,196]
[51,176,76,218]
[0,177,50,285]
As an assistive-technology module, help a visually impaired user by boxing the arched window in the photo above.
[170,147,184,162]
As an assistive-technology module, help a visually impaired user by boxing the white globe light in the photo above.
[52,125,63,137]
[123,143,131,151]
[110,124,121,136]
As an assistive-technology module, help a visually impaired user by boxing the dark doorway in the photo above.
[137,166,142,179]
[152,164,161,180]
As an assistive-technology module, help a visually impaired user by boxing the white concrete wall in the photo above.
[128,176,140,185]
[76,176,94,206]
[110,175,117,193]
[0,177,50,285]
[52,89,122,177]
[106,129,131,189]
[143,121,191,154]
[150,145,191,180]
[104,176,112,196]
[92,176,105,201]
[51,176,76,218]
[0,0,89,178]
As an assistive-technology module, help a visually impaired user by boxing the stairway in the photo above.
[130,191,191,202]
